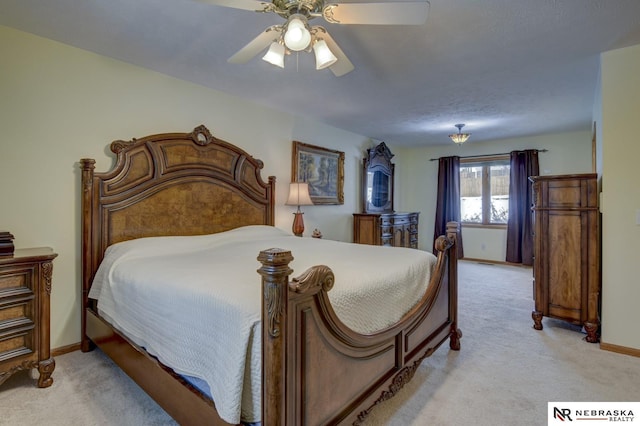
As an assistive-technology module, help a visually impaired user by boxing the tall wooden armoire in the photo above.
[529,173,600,342]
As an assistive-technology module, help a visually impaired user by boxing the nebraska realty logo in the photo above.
[549,402,639,424]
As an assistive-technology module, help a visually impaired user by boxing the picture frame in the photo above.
[292,141,344,205]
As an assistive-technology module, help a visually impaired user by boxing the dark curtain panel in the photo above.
[433,156,464,258]
[505,150,539,265]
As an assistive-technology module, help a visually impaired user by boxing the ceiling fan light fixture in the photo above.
[449,123,470,144]
[262,42,285,68]
[313,39,337,69]
[284,15,311,51]
[213,0,431,76]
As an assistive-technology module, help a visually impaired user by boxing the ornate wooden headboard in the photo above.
[80,124,275,304]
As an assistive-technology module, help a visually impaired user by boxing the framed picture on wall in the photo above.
[292,141,344,205]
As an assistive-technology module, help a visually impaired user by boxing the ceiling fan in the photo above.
[197,0,430,76]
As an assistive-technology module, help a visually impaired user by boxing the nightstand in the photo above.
[0,247,57,387]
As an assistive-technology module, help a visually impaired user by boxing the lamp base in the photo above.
[292,212,305,237]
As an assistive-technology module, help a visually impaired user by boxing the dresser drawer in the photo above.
[0,265,37,322]
[380,215,409,226]
[0,265,37,363]
[0,266,35,292]
[0,317,35,361]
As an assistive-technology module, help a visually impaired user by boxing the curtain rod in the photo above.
[429,149,548,161]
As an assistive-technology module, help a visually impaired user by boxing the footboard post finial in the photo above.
[258,248,294,426]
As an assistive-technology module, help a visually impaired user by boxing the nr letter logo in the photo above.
[553,407,573,421]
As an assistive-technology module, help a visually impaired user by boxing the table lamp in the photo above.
[285,182,313,236]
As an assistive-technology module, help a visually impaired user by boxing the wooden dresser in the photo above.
[529,174,600,342]
[353,212,419,248]
[0,247,57,387]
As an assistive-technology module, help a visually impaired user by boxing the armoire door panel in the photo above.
[547,212,582,314]
[548,182,582,208]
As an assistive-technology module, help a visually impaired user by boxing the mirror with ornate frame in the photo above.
[362,142,395,213]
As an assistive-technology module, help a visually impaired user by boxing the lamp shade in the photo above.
[284,16,311,51]
[449,133,470,144]
[286,182,313,206]
[262,42,285,68]
[313,39,338,70]
[448,123,471,144]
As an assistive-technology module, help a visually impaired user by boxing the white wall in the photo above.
[0,26,370,349]
[394,131,593,258]
[599,43,640,351]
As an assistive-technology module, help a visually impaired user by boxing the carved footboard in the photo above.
[258,222,461,425]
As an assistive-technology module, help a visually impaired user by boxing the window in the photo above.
[460,156,510,225]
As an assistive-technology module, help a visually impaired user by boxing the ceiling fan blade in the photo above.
[228,26,283,64]
[323,1,429,25]
[314,27,354,77]
[195,0,272,12]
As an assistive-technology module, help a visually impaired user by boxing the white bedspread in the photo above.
[89,225,436,424]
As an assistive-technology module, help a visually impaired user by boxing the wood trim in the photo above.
[460,258,532,268]
[460,154,509,164]
[600,341,640,358]
[529,173,597,182]
[51,343,81,357]
[460,223,507,230]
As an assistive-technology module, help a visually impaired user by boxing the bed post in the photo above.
[257,248,294,426]
[80,159,96,353]
[447,221,462,350]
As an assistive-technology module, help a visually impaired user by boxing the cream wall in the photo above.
[394,131,593,258]
[598,43,640,350]
[0,26,370,349]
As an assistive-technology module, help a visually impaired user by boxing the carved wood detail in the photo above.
[257,249,293,338]
[584,321,599,343]
[0,360,39,386]
[42,261,53,296]
[37,357,55,388]
[450,326,463,351]
[110,139,136,154]
[289,265,335,294]
[353,345,437,425]
[532,310,543,330]
[190,124,214,146]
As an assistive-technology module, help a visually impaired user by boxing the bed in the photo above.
[80,125,461,426]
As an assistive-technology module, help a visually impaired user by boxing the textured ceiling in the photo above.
[2,0,640,146]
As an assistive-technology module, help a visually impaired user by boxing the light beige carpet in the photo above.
[1,261,639,425]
